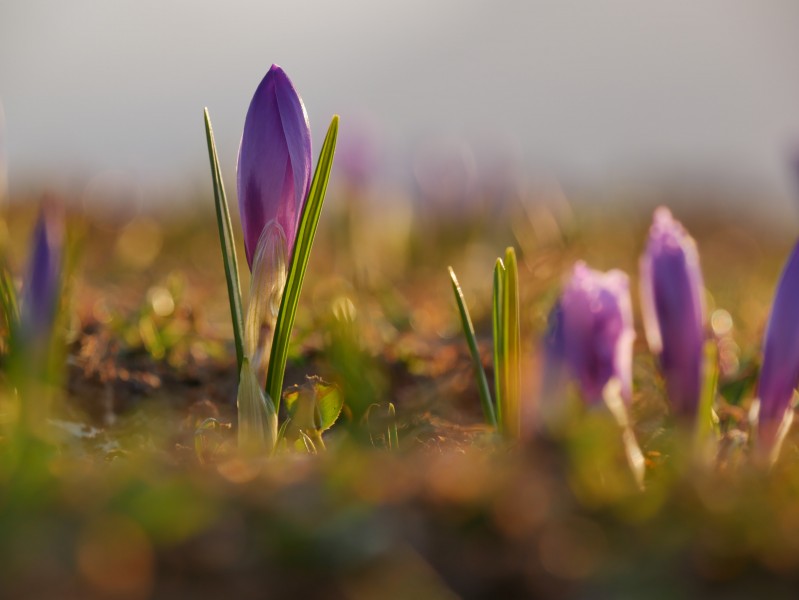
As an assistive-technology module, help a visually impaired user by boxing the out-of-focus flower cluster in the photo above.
[544,206,799,462]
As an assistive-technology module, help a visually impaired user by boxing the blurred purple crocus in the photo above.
[237,64,312,269]
[639,207,706,418]
[756,240,799,455]
[545,262,635,405]
[21,207,64,345]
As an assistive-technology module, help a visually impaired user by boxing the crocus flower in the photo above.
[756,240,799,456]
[543,263,644,486]
[237,64,312,269]
[21,207,64,346]
[545,262,635,405]
[237,64,313,382]
[639,207,706,418]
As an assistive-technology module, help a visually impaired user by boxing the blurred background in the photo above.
[2,0,799,218]
[5,6,799,596]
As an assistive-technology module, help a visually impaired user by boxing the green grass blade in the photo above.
[387,402,399,450]
[204,108,245,373]
[695,339,720,455]
[501,248,521,438]
[266,116,339,414]
[500,248,521,439]
[0,265,19,336]
[492,258,505,428]
[448,267,496,427]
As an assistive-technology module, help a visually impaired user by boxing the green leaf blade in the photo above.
[316,385,344,432]
[266,116,339,414]
[492,258,505,429]
[501,247,521,439]
[204,108,245,374]
[448,267,496,427]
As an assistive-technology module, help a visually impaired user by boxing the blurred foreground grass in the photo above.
[1,184,799,598]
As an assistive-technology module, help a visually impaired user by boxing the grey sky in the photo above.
[2,0,799,204]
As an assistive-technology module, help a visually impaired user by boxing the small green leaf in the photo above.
[204,108,245,374]
[266,116,338,413]
[284,377,342,436]
[316,384,343,431]
[448,266,496,427]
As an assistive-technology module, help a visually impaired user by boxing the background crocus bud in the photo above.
[639,207,706,418]
[755,240,799,457]
[237,64,312,269]
[545,262,635,405]
[22,207,64,345]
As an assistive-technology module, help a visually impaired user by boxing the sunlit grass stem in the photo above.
[492,248,521,439]
[492,258,505,428]
[387,402,399,450]
[448,267,496,427]
[500,247,521,438]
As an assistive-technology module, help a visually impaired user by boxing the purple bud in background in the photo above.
[756,240,799,453]
[540,298,569,412]
[639,207,706,418]
[237,64,312,269]
[545,262,635,405]
[22,207,64,343]
[336,119,379,188]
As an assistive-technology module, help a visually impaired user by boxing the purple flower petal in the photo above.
[757,240,799,449]
[237,65,312,269]
[639,207,706,417]
[22,207,64,343]
[545,262,635,405]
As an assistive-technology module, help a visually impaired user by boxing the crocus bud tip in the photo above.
[238,63,313,269]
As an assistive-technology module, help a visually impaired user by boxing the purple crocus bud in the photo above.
[756,240,799,455]
[237,64,312,269]
[545,262,635,405]
[639,207,706,418]
[22,207,64,343]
